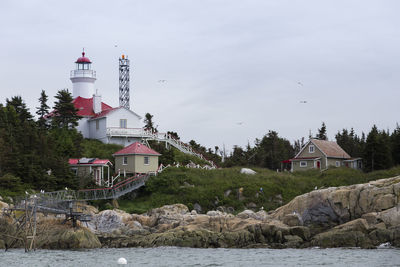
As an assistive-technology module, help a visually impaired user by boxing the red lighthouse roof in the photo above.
[76,51,91,63]
[72,96,113,117]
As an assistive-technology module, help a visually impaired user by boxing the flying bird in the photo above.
[300,101,307,104]
[237,122,244,125]
[65,187,68,191]
[158,80,167,83]
[297,82,303,86]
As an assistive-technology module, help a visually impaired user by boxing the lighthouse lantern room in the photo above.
[70,51,97,98]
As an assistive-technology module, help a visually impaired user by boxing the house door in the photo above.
[317,161,321,169]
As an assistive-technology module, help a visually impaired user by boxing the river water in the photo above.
[1,247,399,267]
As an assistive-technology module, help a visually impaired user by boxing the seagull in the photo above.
[65,187,68,191]
[300,101,307,104]
[297,82,303,86]
[158,80,167,83]
[237,122,244,125]
[25,191,29,195]
[314,186,318,190]
[114,44,118,47]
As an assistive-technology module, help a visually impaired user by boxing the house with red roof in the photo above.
[289,139,362,172]
[65,51,144,146]
[69,158,112,186]
[113,142,161,175]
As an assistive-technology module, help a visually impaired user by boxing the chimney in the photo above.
[93,90,102,114]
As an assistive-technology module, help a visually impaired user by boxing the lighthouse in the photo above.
[70,51,96,98]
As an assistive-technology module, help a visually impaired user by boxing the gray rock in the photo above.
[240,168,256,175]
[194,203,202,214]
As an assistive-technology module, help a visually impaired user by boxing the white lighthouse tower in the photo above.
[70,51,96,98]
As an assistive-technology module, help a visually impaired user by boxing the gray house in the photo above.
[290,139,362,172]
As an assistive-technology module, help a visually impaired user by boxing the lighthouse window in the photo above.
[120,119,127,128]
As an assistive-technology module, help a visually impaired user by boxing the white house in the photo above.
[68,51,144,146]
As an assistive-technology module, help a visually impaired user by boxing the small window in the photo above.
[123,156,128,165]
[144,156,150,165]
[300,161,307,167]
[309,145,315,153]
[71,168,78,176]
[96,120,99,130]
[336,161,340,167]
[120,119,127,128]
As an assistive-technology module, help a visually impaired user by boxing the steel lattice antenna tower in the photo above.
[119,55,130,109]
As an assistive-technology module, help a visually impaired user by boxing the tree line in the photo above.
[223,122,400,172]
[0,89,83,195]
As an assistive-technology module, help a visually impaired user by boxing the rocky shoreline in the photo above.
[1,176,400,249]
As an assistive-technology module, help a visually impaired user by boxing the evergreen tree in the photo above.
[52,89,80,129]
[167,131,180,140]
[36,90,50,130]
[335,128,364,157]
[391,124,400,166]
[6,96,33,122]
[316,122,328,140]
[144,113,157,132]
[364,125,392,172]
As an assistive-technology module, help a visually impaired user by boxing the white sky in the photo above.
[1,0,399,151]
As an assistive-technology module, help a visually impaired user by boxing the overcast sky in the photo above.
[1,0,399,151]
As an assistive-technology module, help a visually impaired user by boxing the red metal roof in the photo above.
[91,107,119,119]
[69,158,111,165]
[72,96,113,117]
[75,52,91,63]
[113,142,161,156]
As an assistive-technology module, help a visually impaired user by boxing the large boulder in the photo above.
[37,224,101,249]
[90,209,132,233]
[240,168,256,175]
[271,176,400,230]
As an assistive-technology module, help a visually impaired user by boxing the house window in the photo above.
[96,120,99,130]
[335,161,340,167]
[123,156,128,165]
[71,168,78,176]
[300,161,307,167]
[309,145,315,153]
[120,119,127,128]
[144,156,150,165]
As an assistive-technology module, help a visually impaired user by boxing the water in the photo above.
[1,247,399,267]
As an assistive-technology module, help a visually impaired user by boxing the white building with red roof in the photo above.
[69,51,143,146]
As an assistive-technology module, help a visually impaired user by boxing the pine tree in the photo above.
[6,96,33,122]
[52,89,80,129]
[391,124,400,166]
[317,122,328,140]
[144,113,157,132]
[364,125,393,172]
[36,90,50,130]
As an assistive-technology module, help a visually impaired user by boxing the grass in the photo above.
[116,165,400,214]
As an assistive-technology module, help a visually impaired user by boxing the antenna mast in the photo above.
[119,55,130,109]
